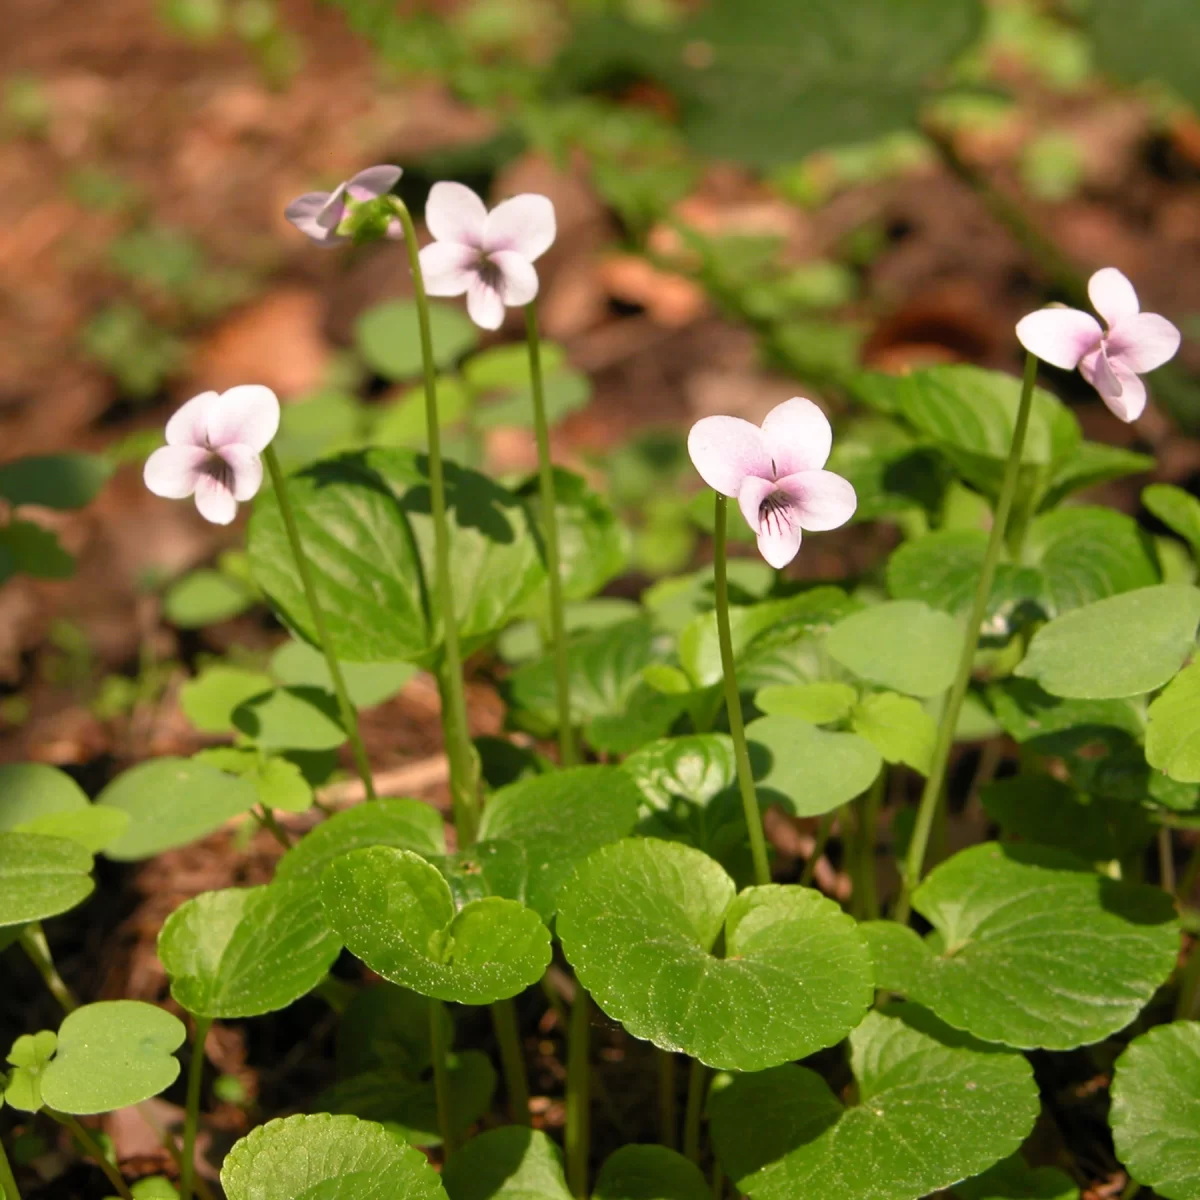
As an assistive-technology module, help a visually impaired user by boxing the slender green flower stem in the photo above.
[390,197,479,844]
[524,301,576,766]
[180,1016,212,1200]
[53,1112,131,1200]
[713,494,771,888]
[263,445,375,802]
[711,1160,724,1199]
[799,809,837,889]
[1179,838,1200,905]
[683,1059,707,1164]
[856,773,884,922]
[19,923,79,1012]
[566,987,590,1199]
[895,352,1039,923]
[490,998,531,1126]
[0,1137,21,1200]
[256,805,292,849]
[430,999,455,1159]
[658,1049,677,1150]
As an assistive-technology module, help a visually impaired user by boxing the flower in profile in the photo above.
[1015,267,1181,422]
[144,386,280,525]
[687,397,857,568]
[418,181,556,330]
[284,165,403,247]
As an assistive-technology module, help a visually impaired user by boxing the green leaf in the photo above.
[356,300,478,381]
[339,983,446,1077]
[275,798,445,886]
[1016,584,1200,699]
[232,686,347,751]
[40,1001,185,1114]
[987,678,1143,746]
[464,342,567,390]
[322,847,551,1004]
[470,765,642,921]
[824,600,962,697]
[1110,1021,1200,1200]
[442,1127,570,1200]
[746,715,882,817]
[248,450,543,666]
[1087,0,1200,112]
[0,832,94,928]
[1024,507,1160,616]
[221,1112,449,1200]
[0,454,111,510]
[274,388,366,469]
[981,776,1154,863]
[95,757,259,861]
[1145,483,1200,560]
[1147,660,1200,783]
[4,1030,57,1112]
[852,691,937,773]
[476,370,592,430]
[179,666,273,733]
[594,1146,709,1200]
[158,881,341,1017]
[270,639,415,708]
[556,838,872,1071]
[672,0,982,168]
[753,683,857,724]
[163,568,255,628]
[372,377,470,449]
[192,749,314,814]
[954,1154,1078,1200]
[861,842,1179,1049]
[1040,442,1153,512]
[0,763,128,852]
[709,1003,1038,1200]
[0,522,74,579]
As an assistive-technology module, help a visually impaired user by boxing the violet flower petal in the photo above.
[760,397,833,475]
[1107,312,1182,374]
[491,250,539,306]
[143,445,209,499]
[466,276,506,330]
[1015,308,1103,371]
[483,193,556,261]
[205,385,280,453]
[419,242,478,297]
[737,475,775,534]
[165,391,217,448]
[1088,267,1140,327]
[426,181,488,248]
[687,415,772,498]
[219,444,264,502]
[344,164,402,202]
[775,469,858,531]
[756,506,802,569]
[193,474,238,525]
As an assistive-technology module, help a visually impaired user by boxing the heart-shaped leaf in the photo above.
[221,1112,449,1200]
[0,453,111,510]
[851,691,936,774]
[594,1146,709,1200]
[179,666,273,734]
[746,715,881,818]
[356,299,478,380]
[442,1127,570,1200]
[275,798,445,887]
[4,1030,57,1112]
[322,847,551,1004]
[753,682,857,724]
[861,843,1179,1049]
[232,686,348,751]
[556,838,872,1071]
[1147,660,1200,783]
[0,832,94,928]
[953,1154,1079,1200]
[269,639,415,708]
[192,749,313,814]
[96,757,259,860]
[40,1001,185,1114]
[0,763,129,853]
[158,881,341,1018]
[248,450,544,666]
[163,568,255,628]
[709,1003,1038,1200]
[1110,1020,1200,1200]
[1145,483,1200,561]
[1040,442,1154,512]
[825,601,962,697]
[1016,585,1200,699]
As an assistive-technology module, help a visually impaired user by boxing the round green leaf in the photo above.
[221,1112,449,1200]
[1041,441,1154,512]
[556,838,872,1071]
[356,299,478,381]
[40,1001,185,1114]
[0,832,94,928]
[443,1127,570,1200]
[954,1154,1079,1200]
[0,763,89,827]
[4,1030,57,1112]
[1147,660,1200,783]
[0,453,111,510]
[1110,1021,1200,1200]
[1016,584,1200,699]
[192,749,314,815]
[754,682,857,724]
[13,806,129,854]
[322,847,551,1004]
[594,1146,709,1200]
[96,757,259,861]
[179,666,273,733]
[163,568,255,628]
[464,341,567,390]
[746,715,881,817]
[987,678,1143,747]
[275,797,445,886]
[851,691,937,773]
[861,842,1179,1049]
[232,686,347,751]
[709,1003,1038,1200]
[825,600,961,697]
[158,881,341,1018]
[270,639,415,709]
[372,376,470,449]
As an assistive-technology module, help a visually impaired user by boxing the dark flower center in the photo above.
[758,490,794,536]
[201,452,233,491]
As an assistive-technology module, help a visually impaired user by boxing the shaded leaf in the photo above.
[0,832,94,928]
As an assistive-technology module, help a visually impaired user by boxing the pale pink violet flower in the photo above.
[284,165,403,247]
[688,398,857,569]
[143,386,280,525]
[418,181,556,330]
[1015,267,1181,422]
